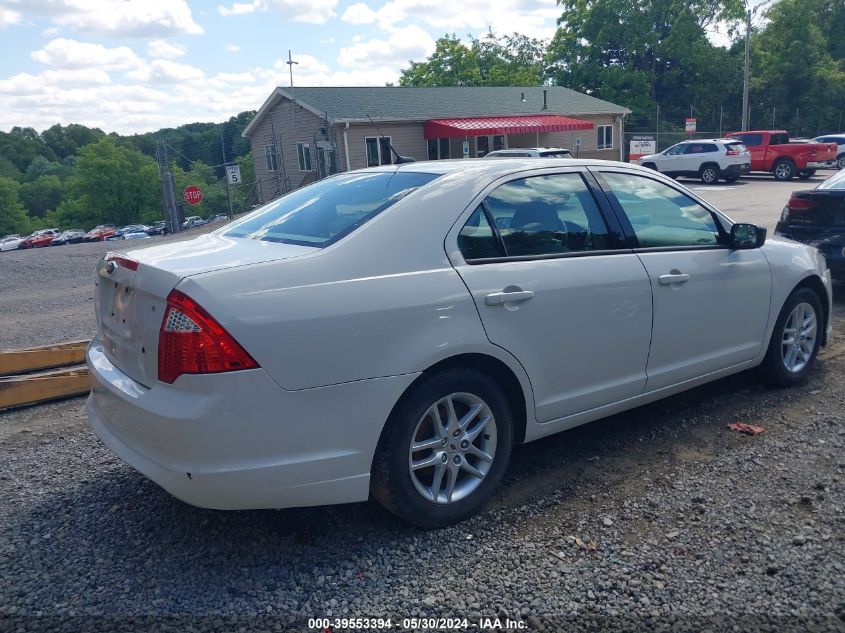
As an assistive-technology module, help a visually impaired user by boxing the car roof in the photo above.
[359,157,642,178]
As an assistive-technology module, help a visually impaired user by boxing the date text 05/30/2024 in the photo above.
[308,617,527,630]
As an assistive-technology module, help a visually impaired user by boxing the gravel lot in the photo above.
[1,181,844,632]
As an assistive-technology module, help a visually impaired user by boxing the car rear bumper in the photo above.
[86,340,418,510]
[806,161,834,169]
[723,163,750,177]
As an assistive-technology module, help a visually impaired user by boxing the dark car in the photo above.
[775,169,845,278]
[146,221,170,236]
[51,229,86,245]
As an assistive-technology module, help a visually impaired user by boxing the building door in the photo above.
[476,136,490,157]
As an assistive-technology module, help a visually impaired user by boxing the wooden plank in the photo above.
[0,340,90,376]
[0,368,91,410]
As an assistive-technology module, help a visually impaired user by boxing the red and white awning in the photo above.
[423,114,594,139]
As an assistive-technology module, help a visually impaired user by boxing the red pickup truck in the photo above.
[725,130,837,181]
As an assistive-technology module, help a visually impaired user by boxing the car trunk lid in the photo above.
[95,233,318,387]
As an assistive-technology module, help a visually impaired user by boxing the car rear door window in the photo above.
[601,172,722,248]
[473,173,612,258]
[458,207,505,260]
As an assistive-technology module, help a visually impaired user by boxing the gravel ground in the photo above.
[1,211,844,632]
[0,223,223,350]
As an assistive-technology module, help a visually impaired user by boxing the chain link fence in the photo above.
[623,105,845,160]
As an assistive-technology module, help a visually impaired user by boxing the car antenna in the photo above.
[366,114,415,163]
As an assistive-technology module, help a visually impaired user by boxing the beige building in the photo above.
[242,86,630,203]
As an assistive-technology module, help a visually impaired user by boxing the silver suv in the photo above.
[484,147,572,159]
[633,139,751,184]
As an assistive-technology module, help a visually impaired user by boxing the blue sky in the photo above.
[0,0,752,134]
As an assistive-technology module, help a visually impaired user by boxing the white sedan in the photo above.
[0,234,24,251]
[86,159,833,527]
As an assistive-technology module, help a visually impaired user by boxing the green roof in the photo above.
[244,86,629,136]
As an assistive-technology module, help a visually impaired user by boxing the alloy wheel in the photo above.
[702,167,717,184]
[408,392,497,504]
[781,302,817,373]
[774,161,792,180]
[837,155,845,170]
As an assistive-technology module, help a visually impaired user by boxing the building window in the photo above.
[427,138,451,160]
[476,136,489,157]
[365,136,394,167]
[296,141,312,171]
[597,125,613,150]
[264,144,278,171]
[493,135,505,151]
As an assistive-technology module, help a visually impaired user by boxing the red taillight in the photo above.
[787,196,815,212]
[104,252,139,271]
[725,148,741,156]
[157,289,258,384]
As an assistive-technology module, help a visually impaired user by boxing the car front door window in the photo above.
[600,172,721,248]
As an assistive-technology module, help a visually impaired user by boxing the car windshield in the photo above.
[225,171,440,247]
[539,151,572,158]
[817,169,845,190]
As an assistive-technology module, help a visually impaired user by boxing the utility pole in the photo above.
[741,8,751,131]
[160,140,180,233]
[220,132,234,219]
[287,49,299,159]
[655,104,660,150]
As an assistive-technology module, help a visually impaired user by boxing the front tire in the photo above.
[773,159,795,181]
[700,165,720,184]
[762,287,823,386]
[371,368,513,528]
[837,154,845,170]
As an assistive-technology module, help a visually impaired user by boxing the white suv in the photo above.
[633,139,751,184]
[485,147,572,159]
[812,134,845,170]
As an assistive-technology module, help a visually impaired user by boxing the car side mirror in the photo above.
[730,223,766,249]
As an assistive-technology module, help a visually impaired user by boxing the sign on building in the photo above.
[226,165,242,185]
[629,134,656,160]
[685,118,697,134]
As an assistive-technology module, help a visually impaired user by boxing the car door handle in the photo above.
[485,290,535,306]
[658,273,690,285]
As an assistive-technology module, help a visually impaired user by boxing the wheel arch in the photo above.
[793,275,830,346]
[379,352,533,453]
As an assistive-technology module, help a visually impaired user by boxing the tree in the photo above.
[54,137,159,228]
[546,0,745,111]
[0,177,31,236]
[20,175,64,218]
[749,0,845,133]
[41,123,104,160]
[399,32,546,86]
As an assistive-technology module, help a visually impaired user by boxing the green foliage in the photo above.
[52,137,160,228]
[546,0,745,111]
[749,0,845,132]
[0,177,31,236]
[400,32,546,86]
[20,175,64,218]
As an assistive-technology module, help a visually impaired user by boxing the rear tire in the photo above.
[724,175,740,183]
[371,367,513,528]
[762,287,823,387]
[642,163,657,171]
[798,169,816,179]
[773,159,795,181]
[837,154,845,170]
[700,164,720,184]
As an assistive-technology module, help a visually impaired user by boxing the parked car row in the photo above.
[633,130,843,184]
[182,213,229,230]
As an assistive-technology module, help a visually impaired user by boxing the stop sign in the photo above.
[183,185,203,205]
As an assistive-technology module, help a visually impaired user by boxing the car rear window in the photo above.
[224,171,440,247]
[538,151,573,158]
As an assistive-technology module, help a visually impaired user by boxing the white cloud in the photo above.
[0,7,21,27]
[147,39,187,59]
[225,43,241,53]
[218,0,336,23]
[126,59,205,84]
[31,38,144,70]
[341,2,376,24]
[218,1,260,16]
[0,0,203,36]
[338,26,435,70]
